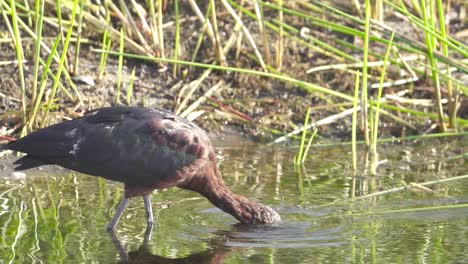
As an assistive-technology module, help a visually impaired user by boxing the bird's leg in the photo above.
[143,195,154,225]
[108,228,129,262]
[143,224,153,245]
[143,195,154,243]
[107,198,129,231]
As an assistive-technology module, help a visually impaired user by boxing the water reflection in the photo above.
[111,226,232,264]
[217,223,345,248]
[111,221,346,263]
[120,246,230,264]
[0,138,467,263]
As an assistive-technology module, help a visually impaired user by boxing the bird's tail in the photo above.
[1,135,47,170]
[13,155,47,170]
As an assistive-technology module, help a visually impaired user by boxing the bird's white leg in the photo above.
[143,195,154,244]
[108,229,129,262]
[107,198,129,231]
[143,195,154,225]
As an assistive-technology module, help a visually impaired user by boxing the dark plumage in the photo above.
[7,107,280,230]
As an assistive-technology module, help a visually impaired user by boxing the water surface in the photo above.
[0,137,467,263]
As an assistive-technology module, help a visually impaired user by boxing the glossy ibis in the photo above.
[7,107,280,230]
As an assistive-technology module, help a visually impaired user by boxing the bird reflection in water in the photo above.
[110,226,233,264]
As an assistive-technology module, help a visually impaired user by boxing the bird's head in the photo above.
[239,202,281,225]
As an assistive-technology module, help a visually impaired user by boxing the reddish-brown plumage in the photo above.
[178,158,281,225]
[7,107,280,230]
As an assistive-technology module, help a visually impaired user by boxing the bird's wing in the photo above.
[84,106,155,123]
[7,107,153,158]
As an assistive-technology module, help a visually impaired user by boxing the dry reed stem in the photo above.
[180,80,224,118]
[220,0,266,70]
[306,55,423,73]
[176,14,245,115]
[118,0,152,52]
[234,0,244,63]
[209,0,226,65]
[275,0,283,70]
[254,0,271,65]
[175,71,211,115]
[156,0,165,58]
[187,0,216,47]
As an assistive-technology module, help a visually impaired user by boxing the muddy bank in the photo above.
[1,1,466,143]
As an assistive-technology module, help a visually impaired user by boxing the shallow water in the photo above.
[0,137,467,263]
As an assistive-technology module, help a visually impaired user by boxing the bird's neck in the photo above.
[178,163,260,224]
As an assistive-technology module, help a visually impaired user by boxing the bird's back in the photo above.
[8,107,213,188]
